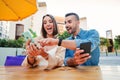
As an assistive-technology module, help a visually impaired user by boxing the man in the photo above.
[39,12,100,67]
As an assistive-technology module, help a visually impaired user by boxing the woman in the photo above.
[22,14,65,70]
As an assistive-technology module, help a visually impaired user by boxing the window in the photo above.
[0,33,2,37]
[0,27,2,31]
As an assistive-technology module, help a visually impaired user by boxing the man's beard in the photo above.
[66,26,77,34]
[69,27,77,34]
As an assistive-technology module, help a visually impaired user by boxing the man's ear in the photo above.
[78,20,80,24]
[77,20,80,26]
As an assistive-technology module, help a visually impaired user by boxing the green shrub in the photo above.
[0,37,25,48]
[57,31,71,39]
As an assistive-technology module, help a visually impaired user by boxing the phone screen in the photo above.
[80,42,91,54]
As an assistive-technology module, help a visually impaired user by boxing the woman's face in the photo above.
[43,16,54,36]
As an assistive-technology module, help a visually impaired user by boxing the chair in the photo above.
[4,55,26,66]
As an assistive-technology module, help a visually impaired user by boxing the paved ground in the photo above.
[99,52,120,66]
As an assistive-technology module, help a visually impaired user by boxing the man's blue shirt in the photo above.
[64,28,100,66]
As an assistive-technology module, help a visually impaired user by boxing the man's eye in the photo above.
[68,20,71,23]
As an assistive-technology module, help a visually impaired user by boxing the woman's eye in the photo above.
[49,20,53,23]
[43,22,46,24]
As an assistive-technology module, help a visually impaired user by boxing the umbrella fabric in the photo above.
[0,0,38,21]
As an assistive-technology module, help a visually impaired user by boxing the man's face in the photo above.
[65,15,79,34]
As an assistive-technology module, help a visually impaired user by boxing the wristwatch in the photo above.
[58,38,63,46]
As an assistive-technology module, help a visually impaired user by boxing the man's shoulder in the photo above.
[89,29,98,32]
[80,28,98,34]
[80,29,99,37]
[87,29,99,34]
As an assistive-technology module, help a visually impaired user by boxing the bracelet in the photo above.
[29,56,35,59]
[58,38,63,46]
[27,56,36,66]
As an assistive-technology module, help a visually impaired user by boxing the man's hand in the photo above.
[38,38,58,47]
[74,48,91,65]
[67,48,91,67]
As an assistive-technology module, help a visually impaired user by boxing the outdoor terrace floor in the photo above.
[99,52,120,66]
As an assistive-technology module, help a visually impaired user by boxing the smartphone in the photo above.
[22,31,34,43]
[80,42,91,54]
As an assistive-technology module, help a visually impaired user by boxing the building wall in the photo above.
[55,16,88,34]
[55,16,65,34]
[8,2,47,39]
[0,21,9,39]
[80,17,88,30]
[9,17,31,39]
[32,2,47,36]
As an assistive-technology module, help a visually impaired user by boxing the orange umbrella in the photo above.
[0,0,38,21]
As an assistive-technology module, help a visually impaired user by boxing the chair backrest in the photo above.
[4,55,26,66]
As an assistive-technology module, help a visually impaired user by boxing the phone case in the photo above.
[80,42,91,54]
[22,31,34,43]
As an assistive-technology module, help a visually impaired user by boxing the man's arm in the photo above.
[61,39,76,50]
[39,38,77,50]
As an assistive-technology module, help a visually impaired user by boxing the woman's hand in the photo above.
[26,39,41,57]
[25,39,49,60]
[26,43,40,56]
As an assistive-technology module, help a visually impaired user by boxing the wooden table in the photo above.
[0,66,120,80]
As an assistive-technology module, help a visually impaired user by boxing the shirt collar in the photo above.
[72,28,83,39]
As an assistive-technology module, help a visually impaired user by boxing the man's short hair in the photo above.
[65,12,80,20]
